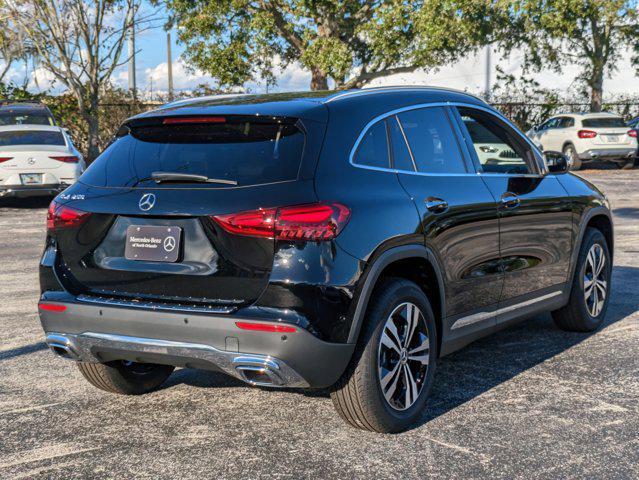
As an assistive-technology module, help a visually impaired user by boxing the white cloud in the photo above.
[28,67,58,92]
[142,58,217,92]
[368,46,638,97]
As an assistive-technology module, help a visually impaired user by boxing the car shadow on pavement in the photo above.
[160,266,639,429]
[613,207,639,219]
[0,197,52,209]
[0,342,48,361]
[413,264,639,430]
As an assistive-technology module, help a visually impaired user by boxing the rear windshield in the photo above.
[0,113,54,126]
[582,117,626,128]
[81,119,306,188]
[0,130,65,146]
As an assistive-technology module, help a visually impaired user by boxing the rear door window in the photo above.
[81,118,306,188]
[582,117,626,128]
[0,130,65,146]
[396,107,467,174]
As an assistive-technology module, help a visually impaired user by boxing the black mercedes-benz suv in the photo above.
[39,88,613,432]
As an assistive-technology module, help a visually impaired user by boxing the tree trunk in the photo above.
[310,67,329,91]
[589,69,604,113]
[86,96,101,163]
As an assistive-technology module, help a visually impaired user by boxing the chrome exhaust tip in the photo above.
[45,334,80,361]
[233,355,285,386]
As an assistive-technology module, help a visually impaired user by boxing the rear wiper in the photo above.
[150,171,238,185]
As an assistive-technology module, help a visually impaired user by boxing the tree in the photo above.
[510,0,639,112]
[162,0,505,91]
[0,2,34,83]
[7,0,155,160]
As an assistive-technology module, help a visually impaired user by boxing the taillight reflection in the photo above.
[212,202,351,241]
[47,200,91,232]
[49,155,80,163]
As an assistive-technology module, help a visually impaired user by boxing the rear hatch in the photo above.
[582,117,636,147]
[0,129,74,176]
[50,114,325,308]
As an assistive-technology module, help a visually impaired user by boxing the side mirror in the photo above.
[544,151,570,174]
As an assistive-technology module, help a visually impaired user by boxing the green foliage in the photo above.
[162,0,502,89]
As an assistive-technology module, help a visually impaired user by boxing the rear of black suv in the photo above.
[39,95,361,392]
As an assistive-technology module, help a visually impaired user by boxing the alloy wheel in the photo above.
[377,302,430,411]
[583,243,607,317]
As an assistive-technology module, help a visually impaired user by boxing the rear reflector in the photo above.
[38,303,67,312]
[0,157,13,163]
[578,129,597,139]
[50,155,79,163]
[163,116,226,125]
[47,200,91,231]
[628,130,638,138]
[235,321,297,333]
[212,203,351,241]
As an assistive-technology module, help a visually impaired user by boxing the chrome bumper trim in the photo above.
[45,332,309,388]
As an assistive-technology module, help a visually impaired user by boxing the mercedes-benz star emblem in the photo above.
[138,193,156,211]
[27,157,35,165]
[163,236,176,252]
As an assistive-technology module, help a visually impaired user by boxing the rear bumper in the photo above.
[0,183,67,198]
[39,295,354,389]
[578,148,636,161]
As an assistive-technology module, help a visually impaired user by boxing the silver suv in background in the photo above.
[528,112,637,169]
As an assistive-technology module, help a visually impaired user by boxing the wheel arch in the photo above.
[346,245,446,356]
[568,207,614,285]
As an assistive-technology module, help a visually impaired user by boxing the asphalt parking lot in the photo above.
[1,169,638,479]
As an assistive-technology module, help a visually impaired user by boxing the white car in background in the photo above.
[0,125,84,198]
[527,112,637,169]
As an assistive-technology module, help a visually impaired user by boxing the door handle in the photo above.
[425,197,449,213]
[500,192,520,209]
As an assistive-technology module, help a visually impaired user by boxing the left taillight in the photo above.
[212,202,351,241]
[47,200,90,233]
[0,157,13,163]
[49,155,79,163]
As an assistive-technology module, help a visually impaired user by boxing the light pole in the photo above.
[167,32,174,102]
[127,9,137,100]
[484,44,491,101]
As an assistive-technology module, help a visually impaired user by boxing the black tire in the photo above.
[621,159,635,170]
[330,278,437,433]
[552,228,611,332]
[563,144,581,170]
[77,360,174,395]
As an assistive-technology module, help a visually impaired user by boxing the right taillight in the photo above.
[628,130,638,138]
[47,200,91,232]
[578,129,597,139]
[212,202,351,241]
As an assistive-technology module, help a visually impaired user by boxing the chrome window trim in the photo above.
[349,101,546,178]
[394,115,418,171]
